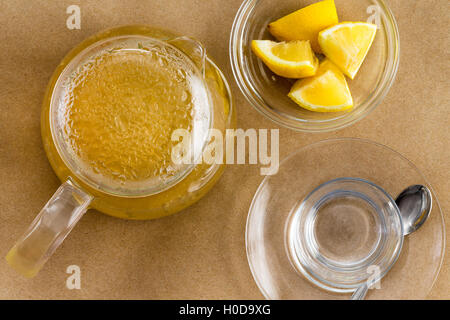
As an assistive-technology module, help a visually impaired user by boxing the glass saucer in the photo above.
[246,138,445,299]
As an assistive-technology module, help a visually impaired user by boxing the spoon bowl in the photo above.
[396,185,432,236]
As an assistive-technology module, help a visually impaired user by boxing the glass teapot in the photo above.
[6,25,235,278]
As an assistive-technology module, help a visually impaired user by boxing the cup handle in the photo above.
[6,180,93,278]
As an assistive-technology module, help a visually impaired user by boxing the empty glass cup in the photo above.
[286,177,403,293]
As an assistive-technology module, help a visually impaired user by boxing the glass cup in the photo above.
[230,0,400,132]
[286,177,403,293]
[6,25,235,278]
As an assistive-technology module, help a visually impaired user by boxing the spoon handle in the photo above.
[351,284,368,300]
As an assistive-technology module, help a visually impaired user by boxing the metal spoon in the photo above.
[396,185,432,235]
[350,185,432,300]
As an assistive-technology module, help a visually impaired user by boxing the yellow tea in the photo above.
[59,39,210,193]
[41,26,233,219]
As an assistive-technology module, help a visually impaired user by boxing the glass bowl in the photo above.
[230,0,400,132]
[246,138,445,299]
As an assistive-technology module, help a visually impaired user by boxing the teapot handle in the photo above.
[6,180,92,278]
[167,36,206,76]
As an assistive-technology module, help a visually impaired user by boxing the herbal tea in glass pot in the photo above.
[6,25,235,278]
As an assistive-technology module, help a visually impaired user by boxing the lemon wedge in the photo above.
[318,22,377,79]
[288,59,353,112]
[268,0,338,53]
[251,40,318,78]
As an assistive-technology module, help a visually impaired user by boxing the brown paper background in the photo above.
[0,0,448,299]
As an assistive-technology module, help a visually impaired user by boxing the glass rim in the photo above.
[229,0,401,132]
